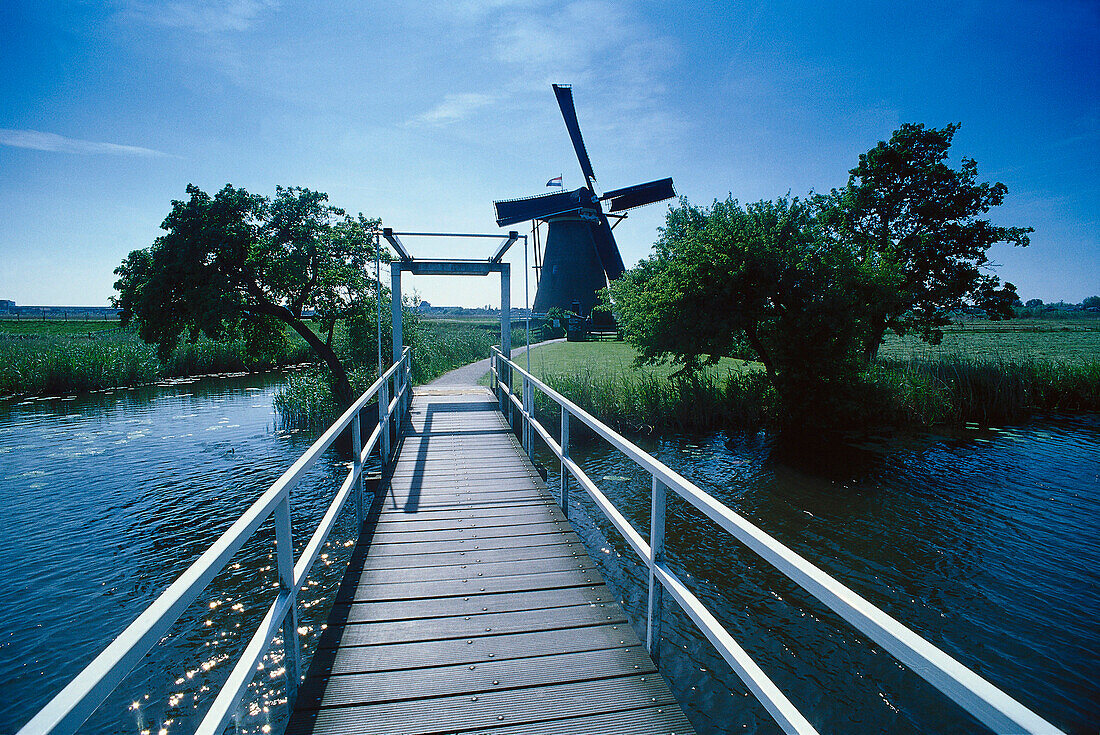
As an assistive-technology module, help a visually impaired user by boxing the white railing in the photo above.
[18,347,412,735]
[490,347,1063,735]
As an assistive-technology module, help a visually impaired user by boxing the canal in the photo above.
[1,372,1096,733]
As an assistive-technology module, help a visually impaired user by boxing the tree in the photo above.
[610,196,868,430]
[1082,296,1100,309]
[816,123,1032,360]
[1025,298,1044,308]
[114,184,383,406]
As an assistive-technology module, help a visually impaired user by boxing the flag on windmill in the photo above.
[546,175,562,187]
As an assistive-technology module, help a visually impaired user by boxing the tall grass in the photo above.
[408,322,500,384]
[0,330,311,397]
[529,368,771,435]
[514,352,1099,439]
[871,357,1100,426]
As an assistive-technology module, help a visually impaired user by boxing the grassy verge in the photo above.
[0,323,312,397]
[502,341,765,434]
[512,321,1100,436]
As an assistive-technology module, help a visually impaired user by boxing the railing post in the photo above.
[404,350,412,420]
[491,349,497,401]
[378,378,390,465]
[387,372,396,448]
[560,409,569,519]
[506,359,514,430]
[647,473,666,665]
[529,380,537,460]
[521,374,529,454]
[351,407,363,528]
[273,495,301,706]
[496,351,505,415]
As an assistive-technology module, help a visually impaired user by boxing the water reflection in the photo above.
[0,370,362,735]
[536,415,1099,733]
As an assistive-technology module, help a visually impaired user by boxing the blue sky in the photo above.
[1,0,1096,308]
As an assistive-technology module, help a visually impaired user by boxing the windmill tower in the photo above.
[493,84,676,317]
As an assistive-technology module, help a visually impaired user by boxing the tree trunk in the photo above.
[743,325,777,385]
[250,302,354,406]
[863,318,887,363]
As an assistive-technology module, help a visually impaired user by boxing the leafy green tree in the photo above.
[114,183,384,406]
[1082,296,1100,309]
[610,196,867,430]
[1025,298,1044,308]
[816,123,1032,359]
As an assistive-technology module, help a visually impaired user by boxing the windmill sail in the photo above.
[553,84,597,188]
[602,178,676,212]
[494,188,590,228]
[589,211,625,279]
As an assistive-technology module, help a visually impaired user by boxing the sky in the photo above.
[0,0,1097,309]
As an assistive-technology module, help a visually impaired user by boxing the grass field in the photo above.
[0,319,122,336]
[517,318,1098,382]
[500,342,758,393]
[509,318,1099,433]
[878,319,1100,363]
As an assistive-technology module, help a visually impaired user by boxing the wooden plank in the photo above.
[352,555,597,586]
[286,676,681,735]
[321,603,628,648]
[329,586,618,625]
[357,531,585,557]
[316,624,643,676]
[339,567,607,604]
[359,524,581,549]
[290,388,696,735]
[365,518,572,541]
[465,706,696,735]
[297,646,656,709]
[353,540,586,571]
[368,501,558,523]
[366,507,567,533]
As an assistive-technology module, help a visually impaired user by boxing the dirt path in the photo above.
[426,338,564,386]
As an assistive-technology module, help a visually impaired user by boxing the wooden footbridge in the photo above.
[18,229,1063,734]
[284,387,692,734]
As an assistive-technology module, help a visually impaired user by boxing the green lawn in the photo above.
[506,340,759,386]
[0,319,122,336]
[878,318,1100,363]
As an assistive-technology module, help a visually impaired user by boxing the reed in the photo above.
[873,357,1100,426]
[0,329,310,397]
[528,367,771,435]
[515,349,1099,439]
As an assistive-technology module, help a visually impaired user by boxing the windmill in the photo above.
[493,84,676,318]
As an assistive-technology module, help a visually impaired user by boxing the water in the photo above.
[1,375,1097,734]
[0,371,366,735]
[529,418,1099,734]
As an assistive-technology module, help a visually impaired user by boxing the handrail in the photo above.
[18,346,413,735]
[490,347,1063,735]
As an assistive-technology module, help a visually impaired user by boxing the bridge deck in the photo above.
[287,387,695,735]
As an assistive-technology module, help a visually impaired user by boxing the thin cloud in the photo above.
[410,93,496,127]
[120,0,278,34]
[0,129,173,157]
